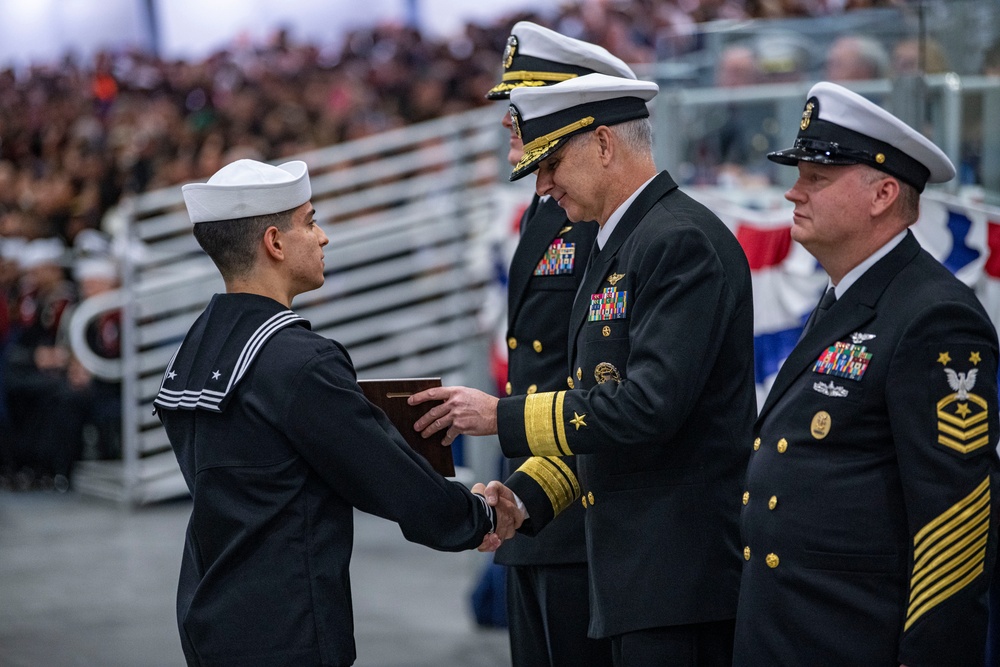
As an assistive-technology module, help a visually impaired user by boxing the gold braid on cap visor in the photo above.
[502,70,579,83]
[513,116,595,174]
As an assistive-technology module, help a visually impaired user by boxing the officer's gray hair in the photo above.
[609,118,653,154]
[193,208,296,279]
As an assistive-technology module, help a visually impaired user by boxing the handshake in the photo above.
[472,480,526,553]
[407,384,522,553]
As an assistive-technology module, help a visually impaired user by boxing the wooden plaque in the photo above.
[358,377,455,477]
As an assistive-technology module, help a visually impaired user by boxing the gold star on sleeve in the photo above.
[570,412,587,430]
[937,352,951,365]
[970,351,982,365]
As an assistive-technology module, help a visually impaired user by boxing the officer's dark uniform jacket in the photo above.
[495,195,597,567]
[498,171,756,637]
[154,293,495,667]
[735,231,1000,666]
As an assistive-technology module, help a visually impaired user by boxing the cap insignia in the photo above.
[800,101,814,131]
[510,105,522,139]
[503,35,517,70]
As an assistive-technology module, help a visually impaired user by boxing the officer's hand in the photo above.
[409,386,499,446]
[472,481,525,552]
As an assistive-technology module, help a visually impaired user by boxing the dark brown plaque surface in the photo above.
[358,377,455,477]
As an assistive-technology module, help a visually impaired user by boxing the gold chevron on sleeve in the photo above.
[516,457,581,516]
[905,477,990,631]
[937,393,990,453]
[524,391,574,457]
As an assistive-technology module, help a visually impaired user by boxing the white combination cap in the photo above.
[486,21,636,100]
[507,73,658,181]
[768,81,955,192]
[181,159,312,224]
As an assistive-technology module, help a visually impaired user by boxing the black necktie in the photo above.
[801,286,837,338]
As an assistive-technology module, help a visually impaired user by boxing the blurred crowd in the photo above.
[0,0,984,489]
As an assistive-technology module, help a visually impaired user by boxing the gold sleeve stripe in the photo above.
[523,391,574,457]
[553,391,570,456]
[909,515,988,594]
[516,456,581,516]
[912,477,990,549]
[937,421,989,441]
[911,491,990,567]
[904,477,990,631]
[938,433,991,454]
[938,409,988,429]
[905,543,986,631]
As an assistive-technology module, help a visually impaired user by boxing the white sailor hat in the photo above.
[768,81,955,192]
[486,21,636,100]
[20,237,68,270]
[181,159,312,224]
[507,73,658,181]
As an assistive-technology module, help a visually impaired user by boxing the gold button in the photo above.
[875,153,886,164]
[527,384,537,394]
[508,337,517,350]
[505,382,512,396]
[742,491,749,505]
[581,496,588,508]
[753,437,760,451]
[533,340,542,353]
[602,325,611,337]
[587,491,595,505]
[766,553,780,569]
[567,376,574,389]
[576,367,582,381]
[768,496,778,510]
[777,438,788,454]
[743,546,751,561]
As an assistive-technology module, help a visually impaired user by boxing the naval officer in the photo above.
[734,81,1000,666]
[412,73,756,666]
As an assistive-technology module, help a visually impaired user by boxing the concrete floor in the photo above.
[0,490,510,667]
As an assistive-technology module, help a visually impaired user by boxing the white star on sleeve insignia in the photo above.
[212,370,221,380]
[166,370,177,380]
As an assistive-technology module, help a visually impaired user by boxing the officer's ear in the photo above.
[869,174,900,219]
[594,126,614,167]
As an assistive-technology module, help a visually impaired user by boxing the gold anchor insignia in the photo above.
[503,35,517,70]
[570,412,587,430]
[607,273,624,286]
[800,101,814,130]
[811,411,831,439]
